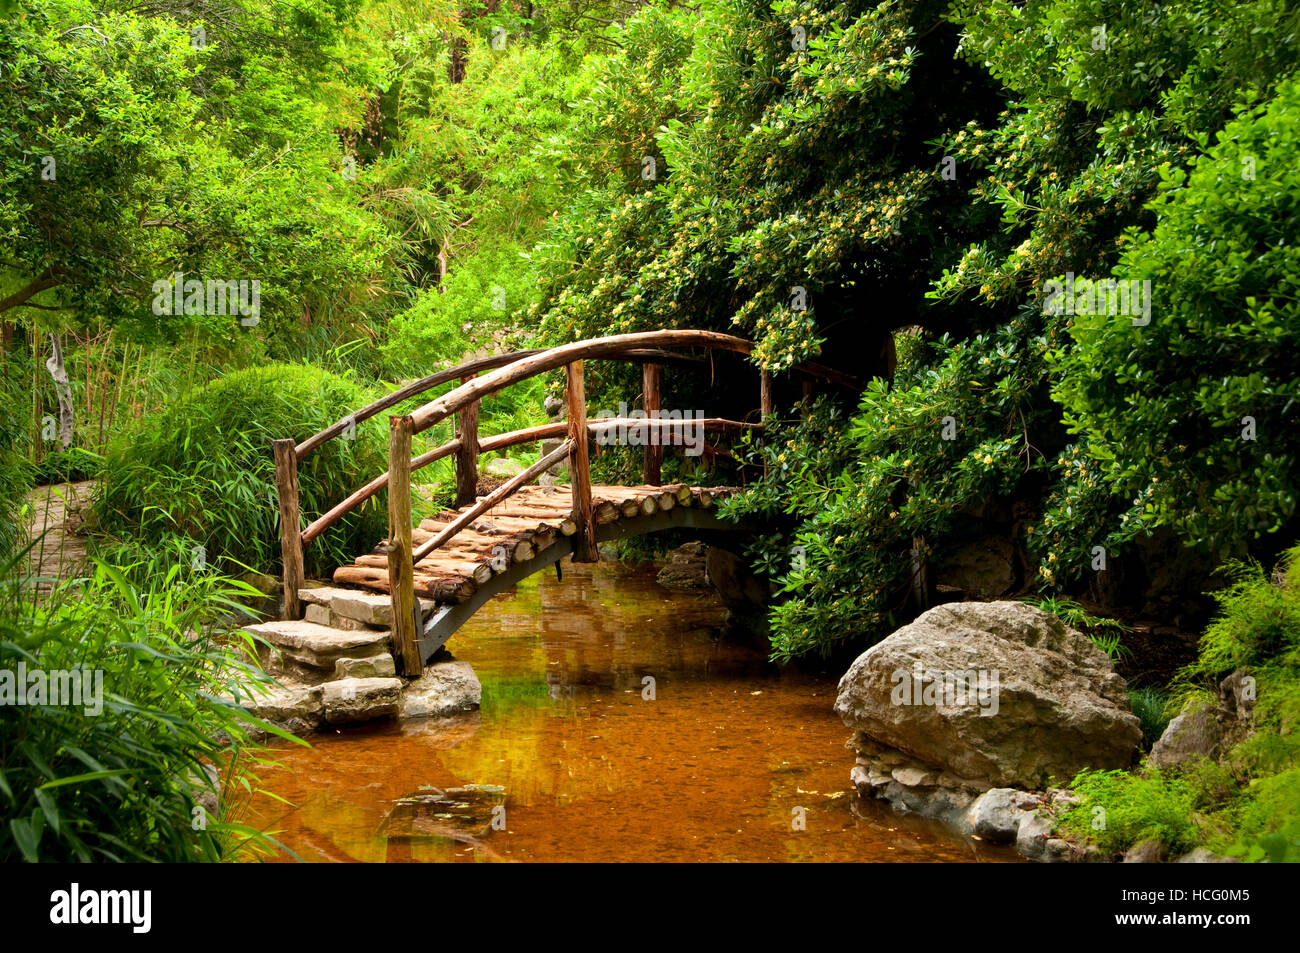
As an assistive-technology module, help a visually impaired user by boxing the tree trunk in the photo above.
[45,332,74,448]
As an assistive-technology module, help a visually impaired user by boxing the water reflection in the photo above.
[239,558,1017,863]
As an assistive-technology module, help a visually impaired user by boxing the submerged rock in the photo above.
[656,541,711,590]
[835,601,1142,789]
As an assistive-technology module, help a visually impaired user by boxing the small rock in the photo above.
[891,765,937,788]
[1043,838,1072,863]
[1149,702,1219,770]
[656,541,711,590]
[1123,838,1169,863]
[237,681,324,737]
[399,661,482,719]
[484,457,524,479]
[1015,812,1055,861]
[1174,847,1239,863]
[967,788,1030,844]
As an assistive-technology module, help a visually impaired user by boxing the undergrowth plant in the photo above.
[1062,543,1300,862]
[1022,595,1132,662]
[0,550,302,862]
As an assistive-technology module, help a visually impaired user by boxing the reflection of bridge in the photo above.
[270,330,860,673]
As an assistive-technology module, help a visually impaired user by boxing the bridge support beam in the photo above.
[566,360,598,562]
[386,414,422,676]
[643,362,661,486]
[273,438,304,620]
[455,374,479,508]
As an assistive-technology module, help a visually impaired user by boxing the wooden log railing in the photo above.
[272,329,864,668]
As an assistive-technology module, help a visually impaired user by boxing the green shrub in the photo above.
[1227,767,1300,862]
[1061,769,1203,856]
[1065,544,1300,860]
[726,313,1063,662]
[1052,75,1300,557]
[0,362,32,562]
[32,447,103,486]
[0,555,296,861]
[93,364,387,579]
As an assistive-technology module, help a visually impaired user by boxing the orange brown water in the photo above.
[237,559,1018,862]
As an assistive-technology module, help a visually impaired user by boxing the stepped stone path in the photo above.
[236,586,480,737]
[332,482,742,600]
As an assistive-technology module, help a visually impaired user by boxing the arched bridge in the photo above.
[270,330,861,673]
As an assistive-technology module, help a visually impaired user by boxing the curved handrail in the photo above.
[405,331,755,435]
[295,344,741,461]
[300,417,757,546]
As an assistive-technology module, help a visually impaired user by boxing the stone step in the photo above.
[323,677,403,724]
[243,619,391,672]
[235,682,325,737]
[299,586,434,628]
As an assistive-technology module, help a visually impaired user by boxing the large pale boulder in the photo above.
[834,601,1142,789]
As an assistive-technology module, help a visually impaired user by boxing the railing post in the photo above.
[760,369,773,417]
[387,415,422,675]
[643,362,661,486]
[272,439,304,621]
[566,361,598,562]
[455,374,479,508]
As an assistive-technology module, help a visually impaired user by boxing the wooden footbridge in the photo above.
[271,330,859,675]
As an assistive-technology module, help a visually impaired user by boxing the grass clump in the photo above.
[93,364,387,579]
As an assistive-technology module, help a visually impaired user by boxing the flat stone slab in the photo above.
[299,587,435,627]
[243,620,391,671]
[336,654,397,678]
[234,681,324,737]
[323,676,403,724]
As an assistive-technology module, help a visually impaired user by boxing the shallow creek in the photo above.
[239,559,1018,862]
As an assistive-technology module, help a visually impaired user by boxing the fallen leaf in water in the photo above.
[750,690,763,695]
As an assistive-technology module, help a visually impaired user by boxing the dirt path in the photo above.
[24,480,94,591]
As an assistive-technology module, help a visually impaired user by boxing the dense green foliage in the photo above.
[0,556,291,861]
[2,0,1298,862]
[1062,545,1300,862]
[1052,74,1300,559]
[93,365,388,577]
[687,0,1300,656]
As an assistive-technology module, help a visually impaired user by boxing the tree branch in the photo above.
[0,272,63,314]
